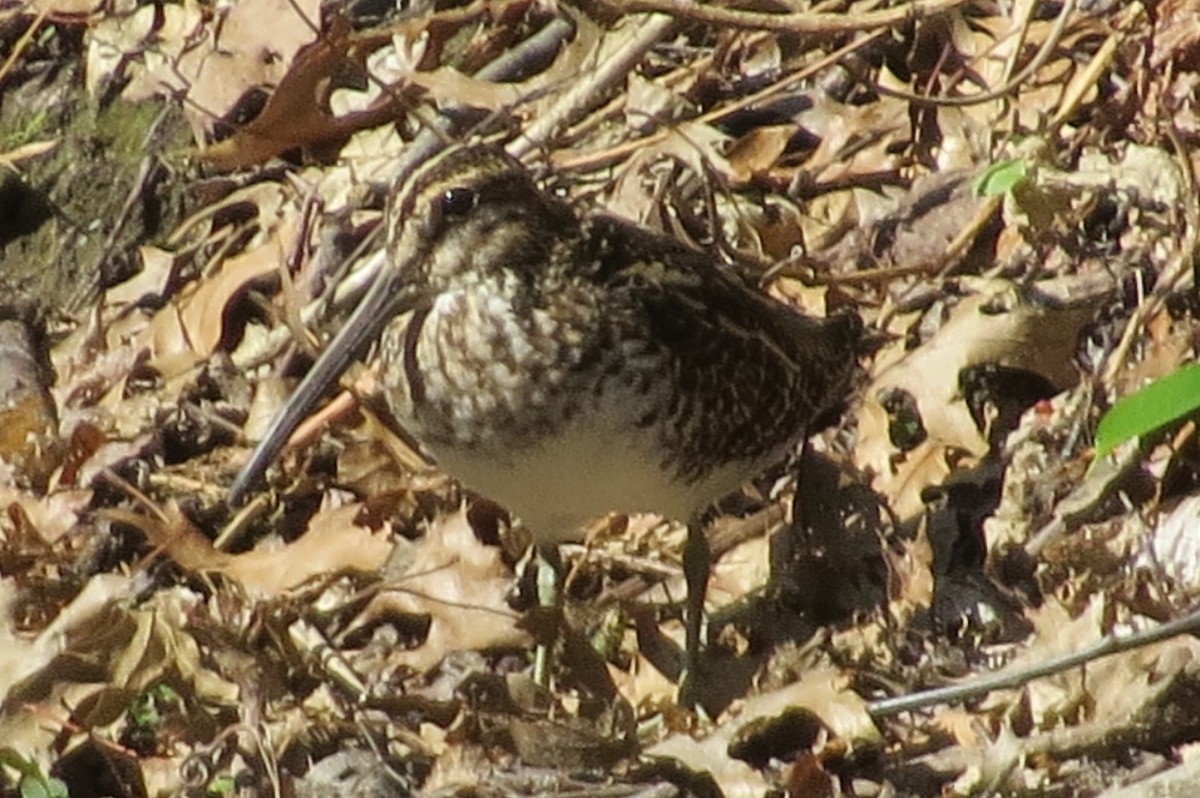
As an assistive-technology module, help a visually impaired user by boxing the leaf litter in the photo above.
[1,0,1200,796]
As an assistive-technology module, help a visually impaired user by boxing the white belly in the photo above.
[429,408,754,543]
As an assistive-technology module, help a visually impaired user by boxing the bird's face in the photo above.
[384,145,576,300]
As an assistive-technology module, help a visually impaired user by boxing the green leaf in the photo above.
[972,159,1029,197]
[19,775,68,798]
[151,683,180,703]
[207,775,236,798]
[1093,362,1200,464]
[128,693,161,729]
[0,749,68,798]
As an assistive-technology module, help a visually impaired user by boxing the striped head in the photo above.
[384,145,579,297]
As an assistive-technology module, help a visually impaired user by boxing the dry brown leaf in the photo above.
[355,506,525,673]
[0,487,91,545]
[1140,494,1200,589]
[86,4,201,101]
[982,596,1200,731]
[140,220,293,368]
[604,121,732,225]
[799,96,908,184]
[0,574,128,703]
[133,0,321,142]
[721,31,780,86]
[26,0,97,14]
[624,72,691,132]
[0,575,129,762]
[647,668,878,796]
[727,124,797,185]
[711,533,770,610]
[647,729,768,797]
[731,195,805,262]
[105,246,180,308]
[609,648,677,709]
[856,283,1092,519]
[200,22,398,169]
[223,502,392,595]
[885,519,936,625]
[860,431,959,522]
[0,575,238,770]
[931,706,994,747]
[1152,0,1200,68]
[408,67,523,111]
[111,501,390,597]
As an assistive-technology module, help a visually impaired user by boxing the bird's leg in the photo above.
[532,542,564,686]
[679,517,710,710]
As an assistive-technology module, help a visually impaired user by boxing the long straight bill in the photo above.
[227,266,416,505]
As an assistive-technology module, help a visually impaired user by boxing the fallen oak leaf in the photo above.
[104,501,391,598]
[200,21,403,170]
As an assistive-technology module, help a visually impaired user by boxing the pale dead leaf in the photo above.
[711,534,770,610]
[408,68,523,111]
[729,195,806,262]
[609,648,677,709]
[0,576,237,770]
[885,519,936,625]
[746,669,881,747]
[858,424,959,522]
[647,730,767,798]
[931,706,994,747]
[647,668,878,797]
[140,220,292,366]
[224,502,392,596]
[856,282,1092,519]
[0,577,127,768]
[0,138,58,171]
[0,573,131,703]
[126,0,322,142]
[240,373,293,444]
[356,506,525,673]
[727,125,796,185]
[105,246,180,308]
[72,433,156,491]
[86,4,202,101]
[770,276,837,317]
[0,486,91,544]
[1139,494,1200,589]
[112,501,390,598]
[27,0,97,15]
[200,21,397,169]
[1152,0,1200,69]
[799,96,908,184]
[604,121,732,225]
[982,597,1200,730]
[625,72,690,132]
[724,31,780,86]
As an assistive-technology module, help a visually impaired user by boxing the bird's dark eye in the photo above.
[440,186,476,217]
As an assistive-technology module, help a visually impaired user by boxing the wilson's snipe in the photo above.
[230,144,861,707]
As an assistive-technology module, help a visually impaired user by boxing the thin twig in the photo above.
[507,13,676,158]
[607,0,966,34]
[868,604,1200,718]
